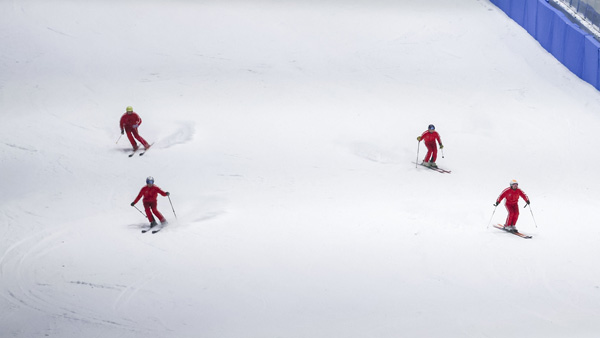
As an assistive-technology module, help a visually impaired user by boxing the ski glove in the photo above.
[440,144,444,149]
[166,192,170,196]
[417,136,422,141]
[121,129,124,135]
[131,202,135,206]
[493,202,499,207]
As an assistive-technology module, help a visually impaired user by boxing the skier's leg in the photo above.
[131,129,150,148]
[423,146,433,162]
[148,201,166,223]
[506,204,519,226]
[126,130,138,150]
[511,205,520,226]
[153,209,166,223]
[143,202,155,223]
[430,147,438,162]
[504,204,512,226]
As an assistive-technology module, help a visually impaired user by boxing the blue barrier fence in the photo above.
[490,0,600,90]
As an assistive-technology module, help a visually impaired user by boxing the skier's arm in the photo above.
[131,189,144,205]
[157,187,169,197]
[519,190,530,204]
[495,189,507,206]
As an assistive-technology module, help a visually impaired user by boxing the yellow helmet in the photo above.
[126,106,133,112]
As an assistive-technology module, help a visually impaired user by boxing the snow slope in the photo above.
[2,0,600,337]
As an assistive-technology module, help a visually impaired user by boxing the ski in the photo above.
[412,162,451,174]
[141,223,157,233]
[141,221,167,234]
[152,223,167,234]
[493,224,532,239]
[139,142,154,156]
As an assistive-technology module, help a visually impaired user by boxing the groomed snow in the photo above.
[2,0,600,337]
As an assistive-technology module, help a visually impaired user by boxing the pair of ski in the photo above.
[413,162,451,174]
[129,148,149,157]
[128,143,154,157]
[493,224,532,239]
[141,223,164,234]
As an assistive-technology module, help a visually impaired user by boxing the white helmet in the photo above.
[509,179,518,186]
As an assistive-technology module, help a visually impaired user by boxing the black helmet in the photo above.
[428,124,435,130]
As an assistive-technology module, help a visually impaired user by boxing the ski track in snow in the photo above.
[0,228,146,332]
[154,121,195,150]
[349,141,403,164]
[0,222,173,336]
[2,143,38,152]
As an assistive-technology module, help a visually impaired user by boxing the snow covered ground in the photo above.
[2,0,600,337]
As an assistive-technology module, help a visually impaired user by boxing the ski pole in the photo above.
[524,203,538,228]
[487,204,497,228]
[441,147,445,159]
[168,195,178,219]
[415,141,420,168]
[116,134,122,144]
[132,205,147,218]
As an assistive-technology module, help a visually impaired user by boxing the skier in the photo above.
[417,124,444,167]
[119,106,151,151]
[494,179,530,232]
[131,176,170,228]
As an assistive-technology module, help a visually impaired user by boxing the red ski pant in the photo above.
[125,127,149,149]
[423,143,438,162]
[143,200,165,223]
[504,203,520,226]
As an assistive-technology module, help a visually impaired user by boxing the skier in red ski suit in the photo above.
[131,176,170,227]
[417,124,443,167]
[120,106,150,151]
[495,179,530,232]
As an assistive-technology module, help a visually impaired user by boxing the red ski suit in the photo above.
[120,112,149,150]
[496,187,529,227]
[419,130,442,162]
[133,185,168,223]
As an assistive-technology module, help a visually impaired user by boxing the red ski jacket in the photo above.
[133,185,168,204]
[120,112,142,130]
[496,187,529,205]
[420,130,442,146]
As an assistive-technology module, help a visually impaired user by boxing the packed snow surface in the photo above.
[2,0,600,337]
